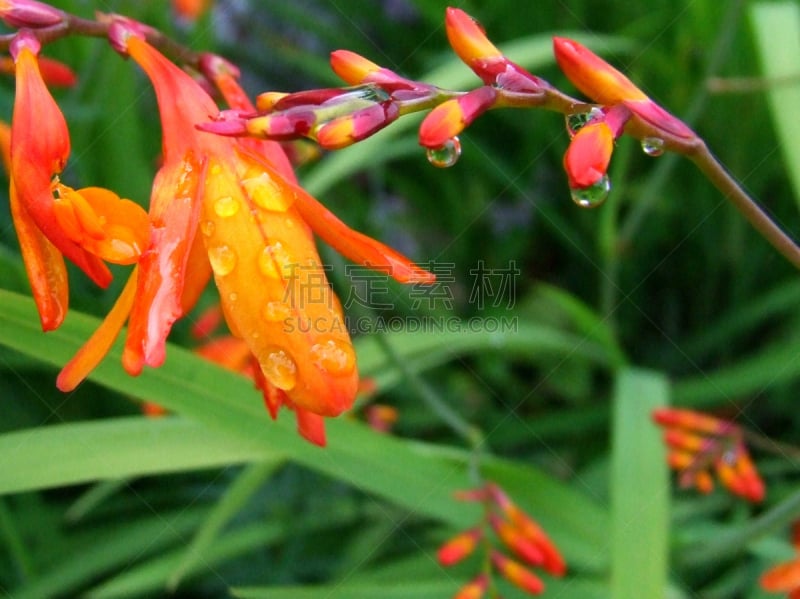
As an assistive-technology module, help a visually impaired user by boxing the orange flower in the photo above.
[563,121,614,188]
[59,28,432,445]
[652,408,765,503]
[437,527,482,566]
[5,32,148,330]
[453,574,488,599]
[553,36,694,140]
[10,32,112,290]
[419,86,497,149]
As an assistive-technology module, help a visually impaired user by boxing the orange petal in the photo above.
[0,121,68,331]
[201,155,358,417]
[295,408,327,446]
[761,559,800,592]
[553,37,648,105]
[563,121,614,188]
[57,268,138,391]
[11,42,111,287]
[491,551,545,595]
[445,7,503,66]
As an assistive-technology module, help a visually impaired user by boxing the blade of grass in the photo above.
[750,1,800,208]
[610,368,670,599]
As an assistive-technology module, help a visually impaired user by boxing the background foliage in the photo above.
[1,0,800,597]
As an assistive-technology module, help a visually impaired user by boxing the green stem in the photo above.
[743,429,800,462]
[679,485,800,567]
[688,142,800,270]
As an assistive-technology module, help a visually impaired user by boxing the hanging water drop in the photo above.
[570,174,611,208]
[641,137,665,157]
[565,107,603,137]
[426,136,461,168]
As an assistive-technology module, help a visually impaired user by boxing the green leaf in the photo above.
[0,290,607,571]
[610,368,670,599]
[750,2,800,208]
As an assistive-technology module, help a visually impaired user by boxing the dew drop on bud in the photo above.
[570,174,611,208]
[565,107,603,138]
[426,136,461,168]
[641,137,665,157]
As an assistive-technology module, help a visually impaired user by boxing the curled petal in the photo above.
[663,429,715,454]
[563,121,614,188]
[0,120,68,330]
[11,40,111,287]
[553,37,647,105]
[53,185,150,265]
[123,153,204,375]
[419,86,497,148]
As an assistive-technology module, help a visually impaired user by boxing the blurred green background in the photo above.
[2,0,800,597]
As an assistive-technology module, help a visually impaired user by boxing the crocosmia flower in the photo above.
[6,31,149,330]
[58,25,432,445]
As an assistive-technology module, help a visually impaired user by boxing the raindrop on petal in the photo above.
[565,107,604,138]
[641,137,665,157]
[200,220,216,237]
[258,242,292,279]
[310,337,356,376]
[261,347,298,391]
[214,195,240,218]
[570,174,611,209]
[426,136,462,168]
[263,300,293,322]
[207,244,237,276]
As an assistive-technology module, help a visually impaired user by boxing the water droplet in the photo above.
[214,195,240,218]
[261,347,297,391]
[258,242,292,279]
[570,175,611,208]
[263,301,292,322]
[426,136,461,168]
[200,220,215,237]
[310,337,356,376]
[228,292,238,302]
[207,244,237,276]
[641,137,665,157]
[284,217,295,229]
[565,107,604,137]
[242,173,291,212]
